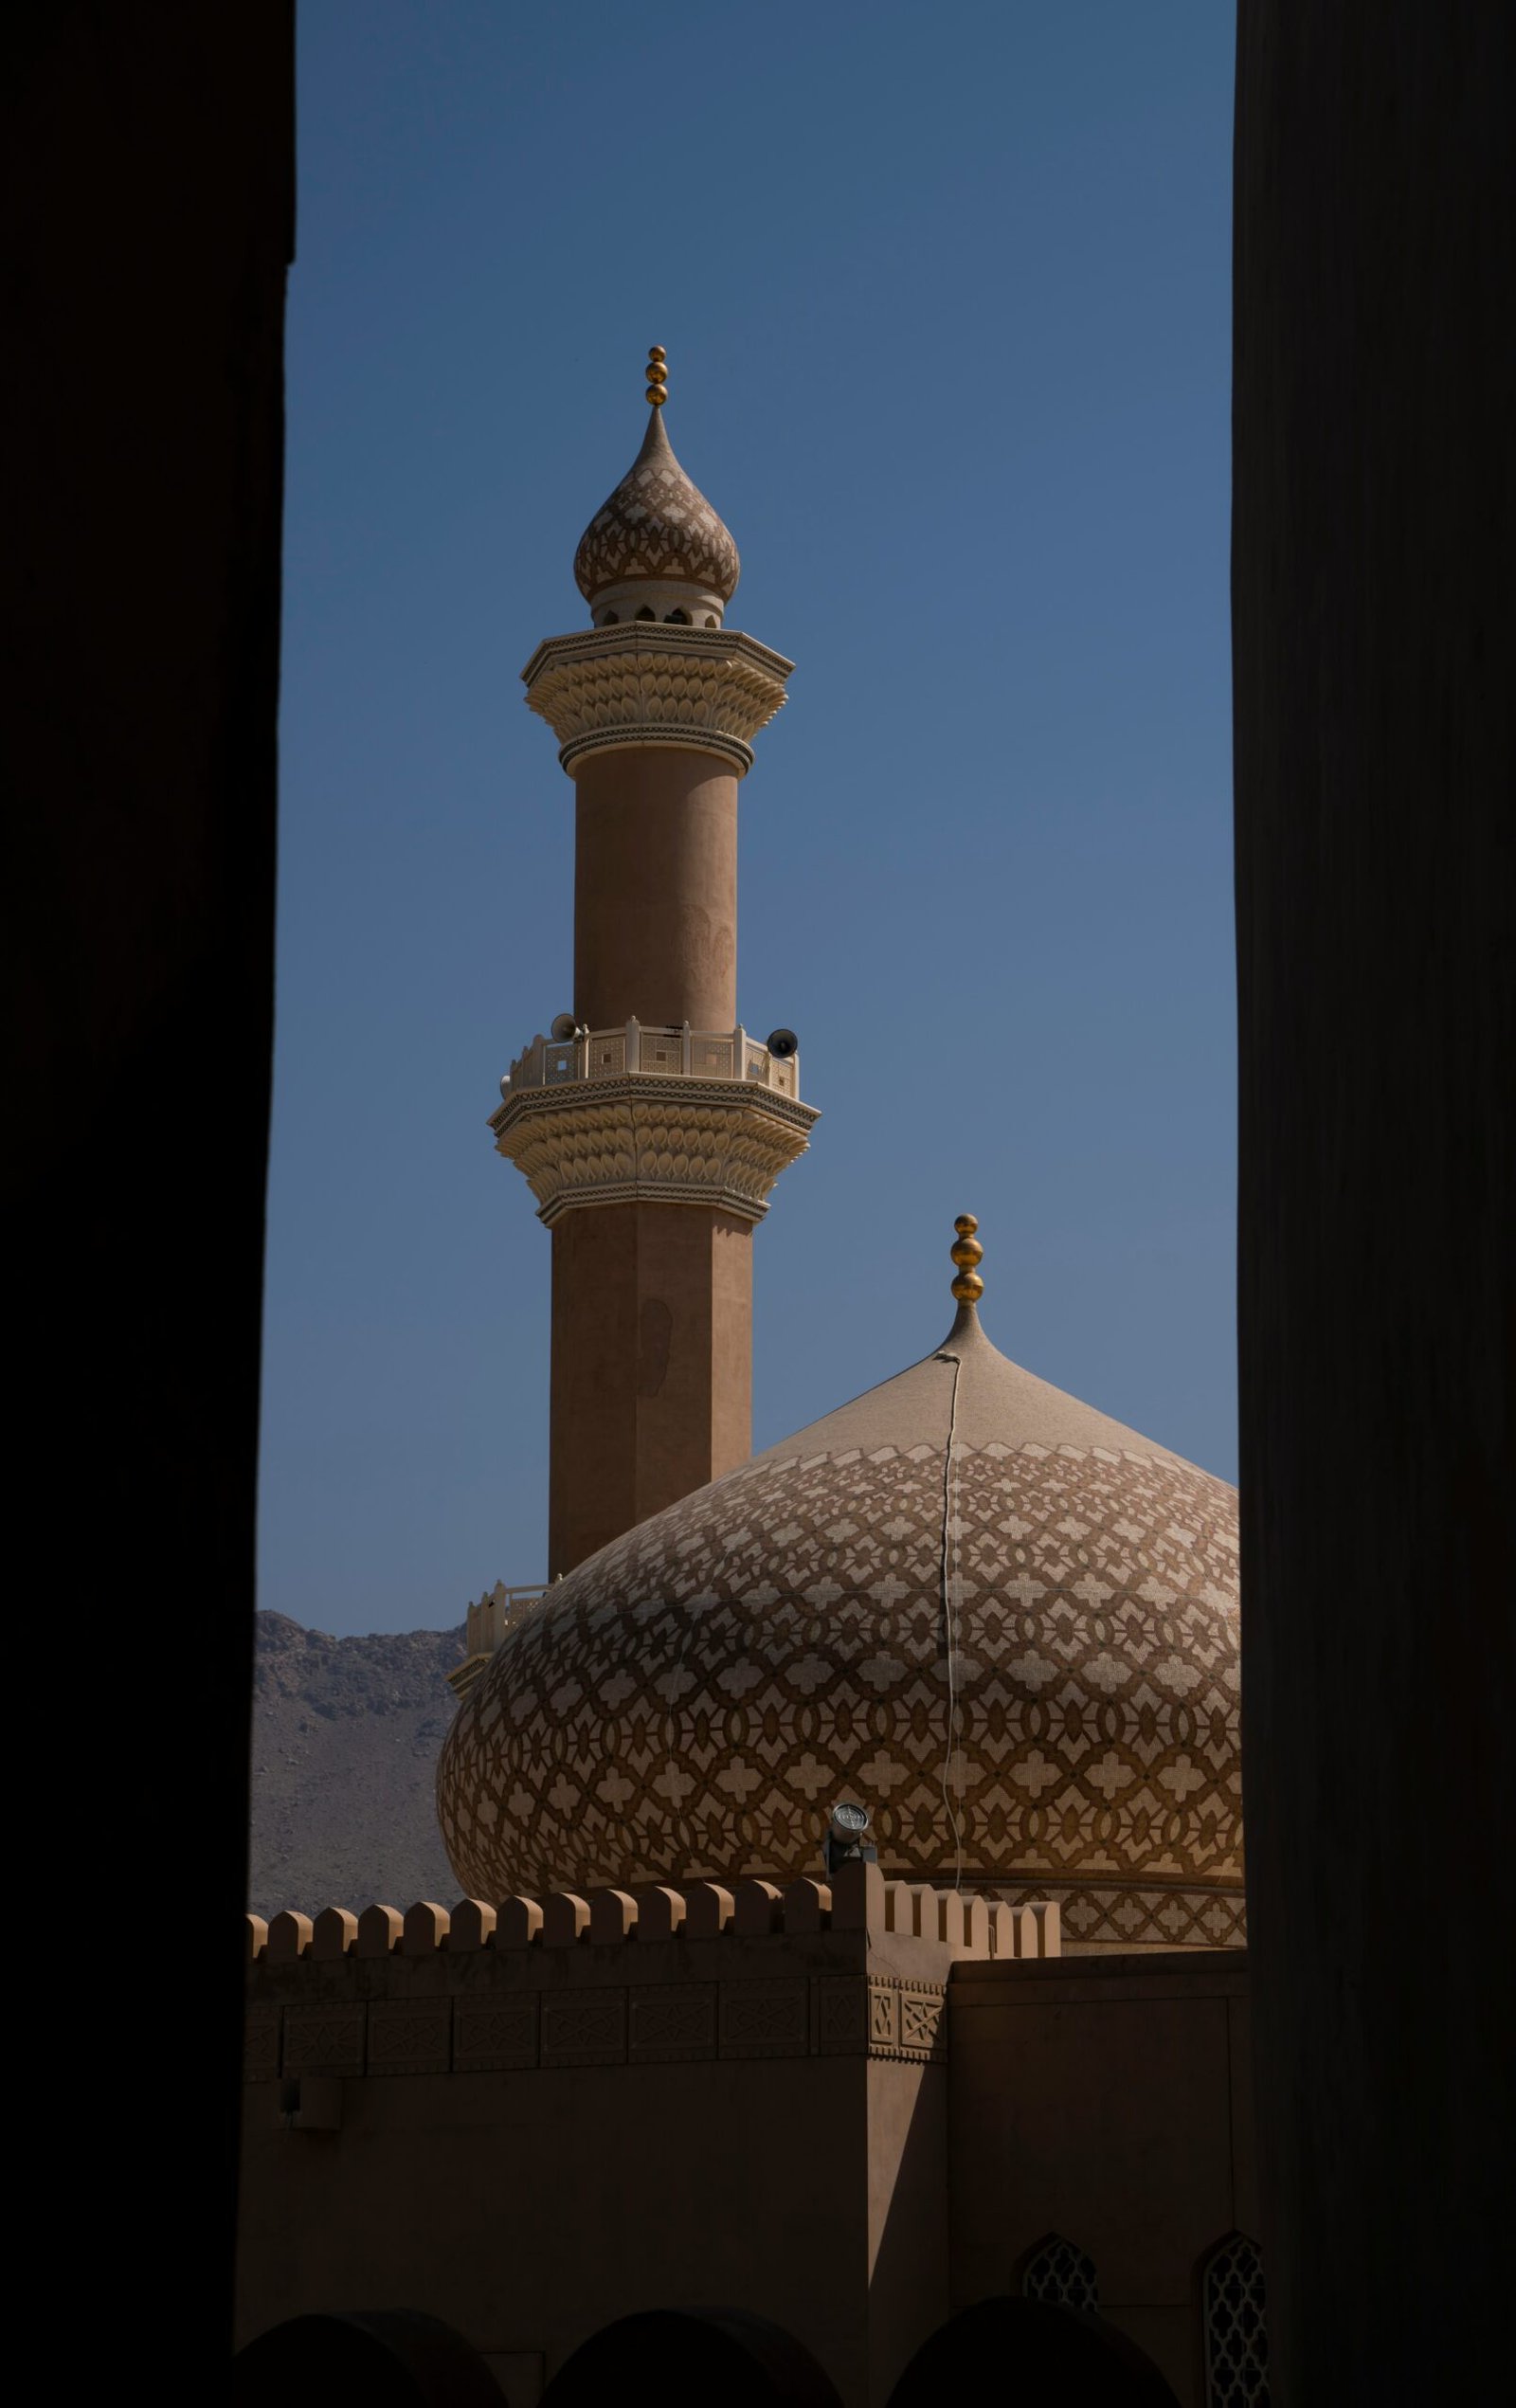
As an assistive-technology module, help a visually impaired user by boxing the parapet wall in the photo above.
[244,1864,1058,2091]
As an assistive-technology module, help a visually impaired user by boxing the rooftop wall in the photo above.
[244,1865,1057,2089]
[238,1864,1248,2406]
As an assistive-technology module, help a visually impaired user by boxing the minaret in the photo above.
[493,349,818,1576]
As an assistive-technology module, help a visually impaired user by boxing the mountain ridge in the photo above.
[248,1609,466,1919]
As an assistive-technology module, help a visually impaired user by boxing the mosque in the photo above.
[238,354,1267,2408]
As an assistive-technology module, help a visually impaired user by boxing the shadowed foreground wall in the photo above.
[239,1871,1251,2406]
[1232,5,1513,2399]
[6,3,293,2367]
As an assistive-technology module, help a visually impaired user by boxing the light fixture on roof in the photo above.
[824,1799,876,1878]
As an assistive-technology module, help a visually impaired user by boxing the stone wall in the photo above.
[239,1861,1253,2406]
[949,1951,1256,2405]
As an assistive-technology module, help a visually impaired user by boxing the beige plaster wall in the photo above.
[237,1871,988,2406]
[948,1952,1256,2406]
[240,2055,865,2405]
[864,2060,949,2406]
[236,1882,1248,2406]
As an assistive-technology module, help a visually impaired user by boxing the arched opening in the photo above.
[887,2298,1180,2408]
[599,609,619,625]
[1200,2233,1269,2406]
[539,2308,841,2406]
[664,607,691,623]
[704,612,718,625]
[634,604,656,620]
[1015,2232,1100,2315]
[233,2312,501,2408]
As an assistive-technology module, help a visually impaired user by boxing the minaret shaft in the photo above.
[549,1201,750,1574]
[573,748,737,1031]
[496,354,817,1581]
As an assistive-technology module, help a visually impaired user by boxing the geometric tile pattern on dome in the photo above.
[438,1439,1243,1920]
[574,412,740,605]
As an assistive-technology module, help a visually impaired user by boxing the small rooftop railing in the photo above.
[447,1583,550,1700]
[498,1020,801,1103]
[463,1583,548,1659]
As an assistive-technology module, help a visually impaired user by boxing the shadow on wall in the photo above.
[866,2052,950,2386]
[234,2298,1182,2406]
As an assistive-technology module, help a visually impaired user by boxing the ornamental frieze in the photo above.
[521,625,794,775]
[490,1075,818,1226]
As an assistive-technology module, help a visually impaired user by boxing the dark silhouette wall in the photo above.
[1233,6,1512,2399]
[6,3,294,2370]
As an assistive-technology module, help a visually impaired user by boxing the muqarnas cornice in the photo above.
[490,1076,818,1226]
[521,625,794,776]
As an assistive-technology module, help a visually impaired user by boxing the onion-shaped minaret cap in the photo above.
[573,347,741,612]
[949,1213,984,1306]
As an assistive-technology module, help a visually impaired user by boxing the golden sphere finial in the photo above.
[949,1212,984,1306]
[646,345,668,408]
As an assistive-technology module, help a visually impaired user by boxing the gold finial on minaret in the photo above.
[645,345,668,407]
[949,1213,984,1306]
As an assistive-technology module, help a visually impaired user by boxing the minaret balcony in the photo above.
[489,1020,818,1227]
[499,1018,802,1103]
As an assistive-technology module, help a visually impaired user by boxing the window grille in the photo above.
[1018,2235,1100,2316]
[1202,2233,1270,2407]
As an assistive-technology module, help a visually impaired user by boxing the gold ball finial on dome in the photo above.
[949,1213,984,1306]
[645,345,668,407]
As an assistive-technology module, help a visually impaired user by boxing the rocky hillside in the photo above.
[248,1611,466,1919]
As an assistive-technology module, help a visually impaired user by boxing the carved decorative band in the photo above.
[536,1177,773,1225]
[522,627,792,780]
[556,724,754,774]
[493,1077,819,1227]
[522,624,795,681]
[247,1974,948,2084]
[1038,1882,1248,1951]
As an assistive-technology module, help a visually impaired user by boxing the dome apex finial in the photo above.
[645,345,668,408]
[949,1213,984,1306]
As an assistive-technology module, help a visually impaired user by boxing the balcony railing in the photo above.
[462,1582,548,1659]
[498,1020,801,1103]
[448,1582,550,1705]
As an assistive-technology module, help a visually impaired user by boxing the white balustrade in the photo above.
[499,1018,801,1103]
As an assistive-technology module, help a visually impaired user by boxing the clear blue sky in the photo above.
[261,1,1238,1636]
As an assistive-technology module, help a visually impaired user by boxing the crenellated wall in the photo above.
[238,1863,1247,2407]
[244,1865,1057,2092]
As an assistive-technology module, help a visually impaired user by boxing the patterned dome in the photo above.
[438,1303,1245,1951]
[573,406,740,608]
